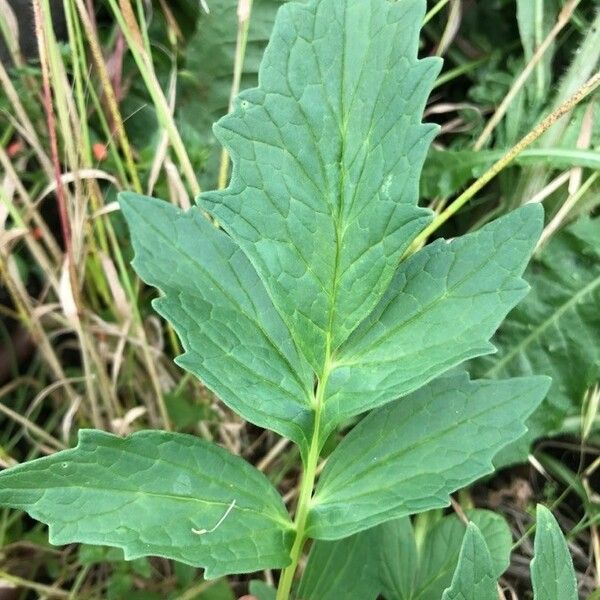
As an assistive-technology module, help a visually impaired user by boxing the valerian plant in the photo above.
[0,0,567,598]
[300,504,579,599]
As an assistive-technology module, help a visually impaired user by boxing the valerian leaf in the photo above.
[298,509,511,600]
[321,203,543,442]
[441,524,498,600]
[307,373,550,539]
[297,526,381,600]
[531,505,578,600]
[0,430,293,578]
[472,216,600,465]
[198,0,441,372]
[402,510,511,600]
[120,193,314,456]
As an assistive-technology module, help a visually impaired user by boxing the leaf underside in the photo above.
[0,430,293,578]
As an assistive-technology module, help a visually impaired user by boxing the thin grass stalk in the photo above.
[0,61,54,179]
[73,0,142,193]
[63,0,110,254]
[32,0,75,278]
[107,0,200,197]
[474,0,582,150]
[518,7,600,202]
[537,170,599,249]
[0,253,78,405]
[407,71,600,252]
[0,145,61,263]
[217,0,255,189]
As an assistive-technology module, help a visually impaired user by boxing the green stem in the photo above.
[276,364,329,600]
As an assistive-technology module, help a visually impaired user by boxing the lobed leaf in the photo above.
[472,216,600,465]
[441,524,498,600]
[531,505,578,600]
[0,430,293,578]
[120,193,314,456]
[198,0,441,372]
[307,372,550,539]
[321,203,544,439]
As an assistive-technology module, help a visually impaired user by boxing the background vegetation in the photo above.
[0,0,598,598]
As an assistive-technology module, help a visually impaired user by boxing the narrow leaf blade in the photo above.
[308,373,550,539]
[441,523,498,600]
[0,430,293,578]
[531,505,578,600]
[198,0,441,371]
[120,193,314,455]
[323,204,544,436]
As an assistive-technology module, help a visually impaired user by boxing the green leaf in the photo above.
[472,216,600,465]
[120,193,314,456]
[441,523,498,600]
[379,518,419,599]
[198,0,441,372]
[531,505,578,600]
[0,430,293,578]
[298,526,381,600]
[296,510,511,600]
[248,580,277,600]
[321,204,544,442]
[410,510,510,600]
[308,372,550,539]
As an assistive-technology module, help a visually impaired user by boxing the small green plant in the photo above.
[1,0,574,597]
[299,504,579,599]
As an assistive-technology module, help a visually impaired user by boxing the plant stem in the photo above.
[276,365,329,600]
[407,71,600,254]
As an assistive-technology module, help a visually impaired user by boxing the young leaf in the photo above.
[531,505,578,600]
[440,523,498,600]
[297,510,511,600]
[297,526,381,600]
[411,510,511,600]
[322,203,544,437]
[0,430,293,578]
[472,216,600,465]
[307,372,550,539]
[198,0,441,372]
[120,194,314,456]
